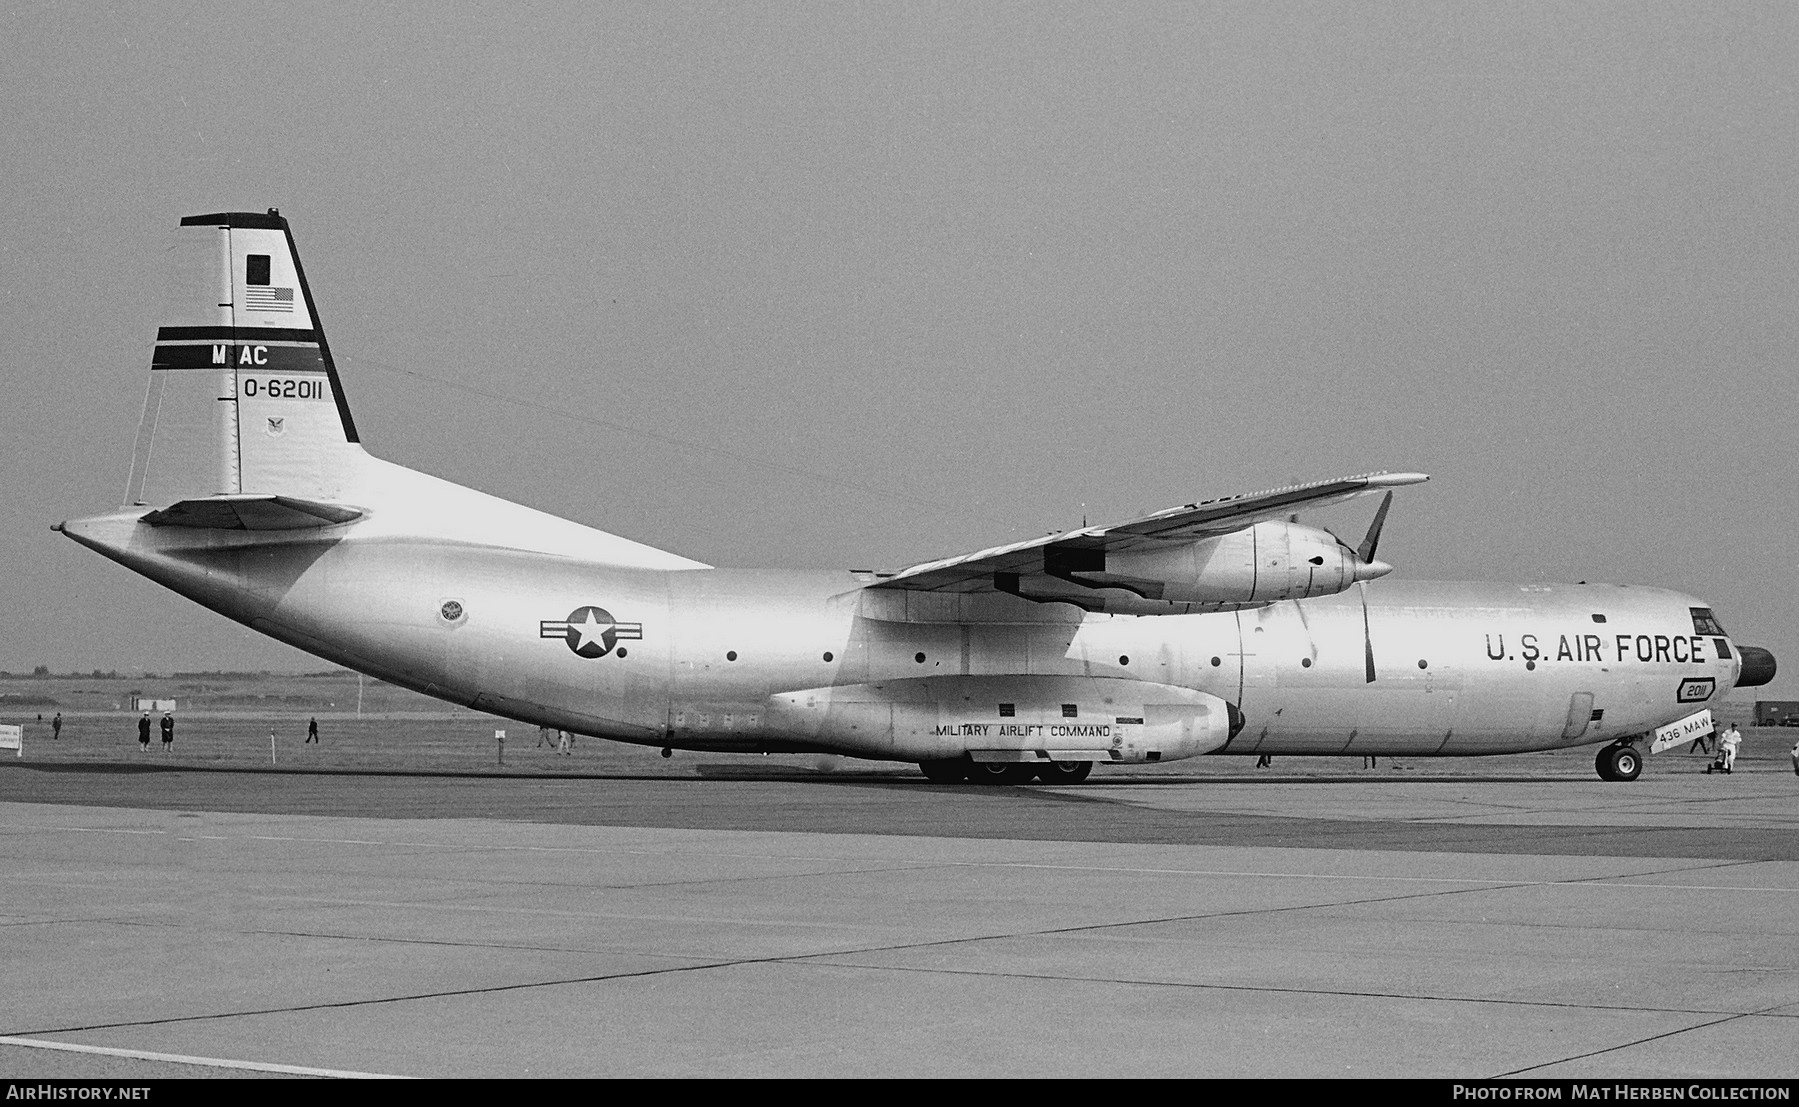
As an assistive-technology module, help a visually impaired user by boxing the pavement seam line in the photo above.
[0,1035,411,1078]
[783,958,1799,1021]
[1493,1004,1793,1078]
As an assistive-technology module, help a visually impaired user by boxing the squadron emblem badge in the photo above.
[541,605,642,658]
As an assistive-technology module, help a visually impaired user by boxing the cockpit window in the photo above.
[1691,608,1727,636]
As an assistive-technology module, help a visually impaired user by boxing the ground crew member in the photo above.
[1719,723,1741,774]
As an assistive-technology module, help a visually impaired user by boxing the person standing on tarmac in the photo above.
[1688,727,1715,756]
[137,712,151,752]
[159,711,174,753]
[51,713,62,740]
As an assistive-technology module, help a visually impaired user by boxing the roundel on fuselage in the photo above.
[538,605,644,659]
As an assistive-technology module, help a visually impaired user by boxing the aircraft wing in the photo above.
[871,471,1428,600]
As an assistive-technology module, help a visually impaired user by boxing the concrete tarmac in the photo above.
[1,756,1796,1079]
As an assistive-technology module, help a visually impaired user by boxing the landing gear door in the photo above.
[1650,709,1713,755]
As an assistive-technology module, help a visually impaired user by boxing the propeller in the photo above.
[1355,492,1394,684]
[1299,490,1397,682]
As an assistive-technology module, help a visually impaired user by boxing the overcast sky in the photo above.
[3,2,1794,696]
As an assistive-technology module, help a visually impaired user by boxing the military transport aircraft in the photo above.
[58,210,1776,783]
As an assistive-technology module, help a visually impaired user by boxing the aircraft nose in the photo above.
[1354,559,1394,582]
[1735,645,1777,689]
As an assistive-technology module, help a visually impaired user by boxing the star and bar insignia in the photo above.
[540,605,643,658]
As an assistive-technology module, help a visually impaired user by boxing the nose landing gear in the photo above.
[1595,741,1643,782]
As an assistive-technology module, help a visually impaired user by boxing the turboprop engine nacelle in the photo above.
[1106,520,1391,605]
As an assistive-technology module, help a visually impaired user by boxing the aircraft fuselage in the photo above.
[64,509,1739,764]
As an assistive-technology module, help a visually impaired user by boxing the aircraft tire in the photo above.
[1036,760,1093,784]
[1594,746,1618,782]
[969,762,1037,785]
[918,759,969,784]
[1596,743,1642,783]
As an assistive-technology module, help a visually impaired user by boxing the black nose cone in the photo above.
[1736,646,1777,688]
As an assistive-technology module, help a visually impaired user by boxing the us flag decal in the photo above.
[245,286,295,312]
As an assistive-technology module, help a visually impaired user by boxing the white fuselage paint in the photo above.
[63,508,1737,764]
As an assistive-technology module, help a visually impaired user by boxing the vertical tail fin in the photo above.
[127,209,365,506]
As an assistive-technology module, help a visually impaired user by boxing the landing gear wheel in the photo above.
[1595,742,1642,782]
[1035,760,1093,784]
[969,762,1037,785]
[1612,745,1643,781]
[918,759,968,784]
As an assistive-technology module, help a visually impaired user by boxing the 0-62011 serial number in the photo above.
[241,377,326,399]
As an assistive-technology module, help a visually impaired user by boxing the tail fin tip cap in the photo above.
[179,211,286,229]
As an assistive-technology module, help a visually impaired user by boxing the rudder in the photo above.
[127,209,365,506]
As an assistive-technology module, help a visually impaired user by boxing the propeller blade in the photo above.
[1357,492,1394,564]
[1360,581,1377,684]
[1292,600,1320,666]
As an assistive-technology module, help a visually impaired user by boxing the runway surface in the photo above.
[2,753,1797,1079]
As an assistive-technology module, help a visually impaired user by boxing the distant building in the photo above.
[1753,701,1799,727]
[132,697,176,712]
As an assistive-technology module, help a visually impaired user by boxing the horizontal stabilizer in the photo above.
[140,494,364,531]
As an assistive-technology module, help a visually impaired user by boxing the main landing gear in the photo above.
[917,759,1094,785]
[1036,760,1094,785]
[1594,741,1643,782]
